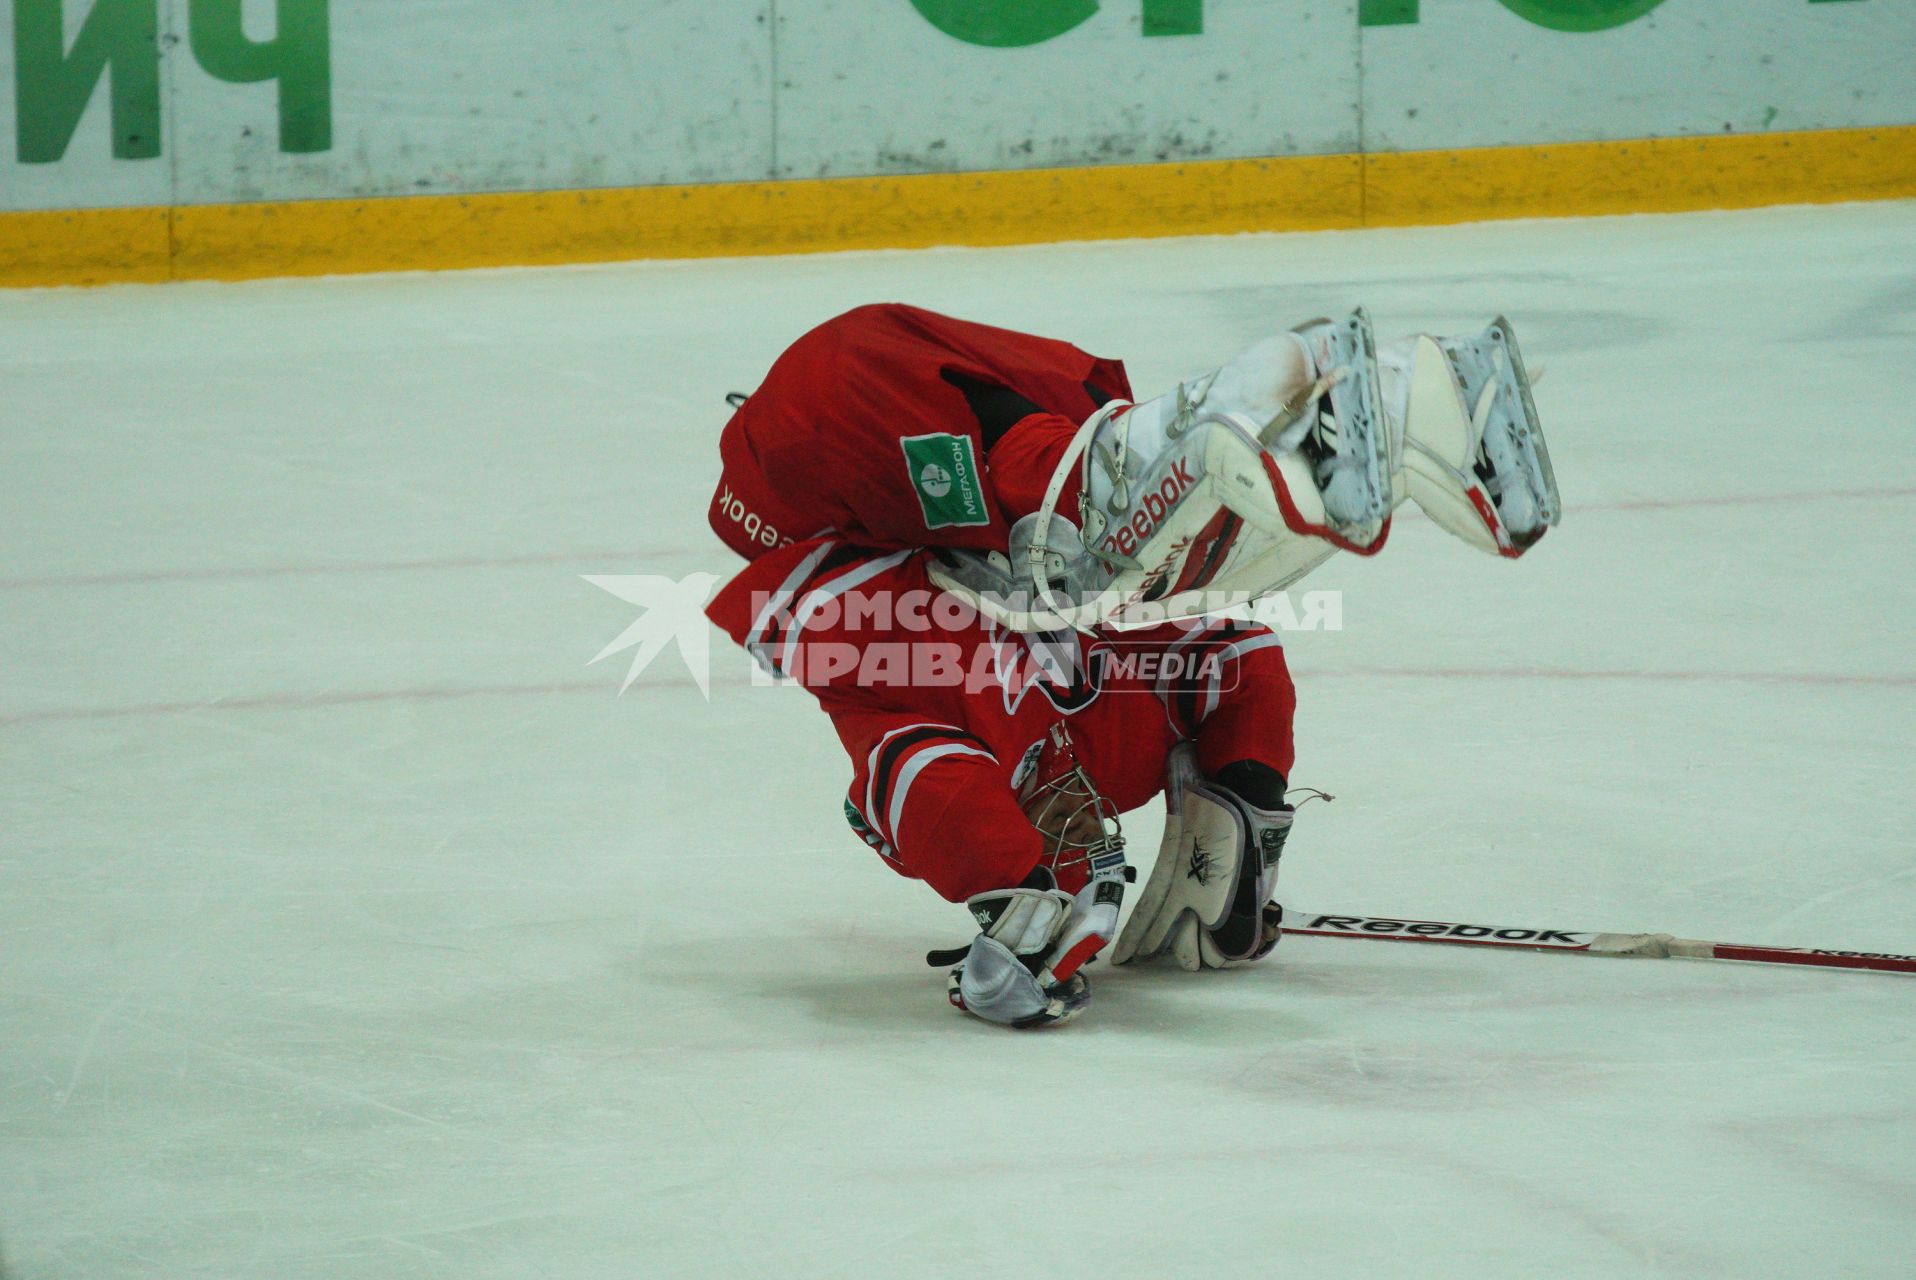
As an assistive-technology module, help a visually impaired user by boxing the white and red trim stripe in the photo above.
[1200,631,1287,720]
[744,539,840,669]
[776,548,913,676]
[1150,620,1283,733]
[888,742,993,844]
[862,722,995,849]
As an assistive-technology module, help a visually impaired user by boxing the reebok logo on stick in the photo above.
[1301,914,1589,945]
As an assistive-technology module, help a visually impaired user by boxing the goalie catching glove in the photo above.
[940,871,1125,1028]
[1113,748,1293,971]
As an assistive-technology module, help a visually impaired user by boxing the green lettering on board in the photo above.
[910,0,1201,46]
[1363,0,1864,27]
[908,0,1099,47]
[188,0,331,152]
[1357,0,1419,25]
[1142,0,1202,36]
[1490,0,1670,31]
[12,0,331,162]
[12,0,160,162]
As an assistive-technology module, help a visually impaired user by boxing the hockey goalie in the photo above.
[704,303,1560,1027]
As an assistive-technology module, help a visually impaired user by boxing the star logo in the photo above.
[583,573,722,697]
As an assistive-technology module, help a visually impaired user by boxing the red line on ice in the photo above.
[1311,667,1916,689]
[2,485,1911,591]
[0,546,717,591]
[0,678,615,727]
[5,666,1912,728]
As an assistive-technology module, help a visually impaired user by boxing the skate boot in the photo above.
[1382,317,1560,557]
[1282,311,1393,542]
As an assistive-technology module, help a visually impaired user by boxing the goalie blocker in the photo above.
[1112,745,1294,972]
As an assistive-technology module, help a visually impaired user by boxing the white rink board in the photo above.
[769,0,1359,179]
[1361,0,1916,150]
[6,0,1916,211]
[3,202,1915,1278]
[166,0,777,206]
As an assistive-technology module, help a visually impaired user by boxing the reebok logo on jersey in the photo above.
[901,433,990,530]
[713,484,792,550]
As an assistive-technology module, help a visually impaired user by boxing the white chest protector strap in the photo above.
[1029,399,1132,628]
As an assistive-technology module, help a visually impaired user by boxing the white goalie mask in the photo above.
[1011,721,1128,891]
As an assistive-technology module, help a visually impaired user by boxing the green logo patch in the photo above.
[901,433,991,529]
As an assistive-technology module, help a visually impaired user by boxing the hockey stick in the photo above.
[1280,910,1916,975]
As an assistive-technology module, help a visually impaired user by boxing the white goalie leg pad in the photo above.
[1382,317,1560,558]
[1113,758,1292,972]
[1078,396,1286,558]
[1051,408,1305,629]
[964,310,1391,633]
[1026,311,1385,628]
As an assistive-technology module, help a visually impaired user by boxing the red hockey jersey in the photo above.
[706,539,1296,902]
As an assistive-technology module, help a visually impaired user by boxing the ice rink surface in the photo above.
[4,202,1914,1279]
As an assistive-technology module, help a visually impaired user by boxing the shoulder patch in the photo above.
[900,432,991,530]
